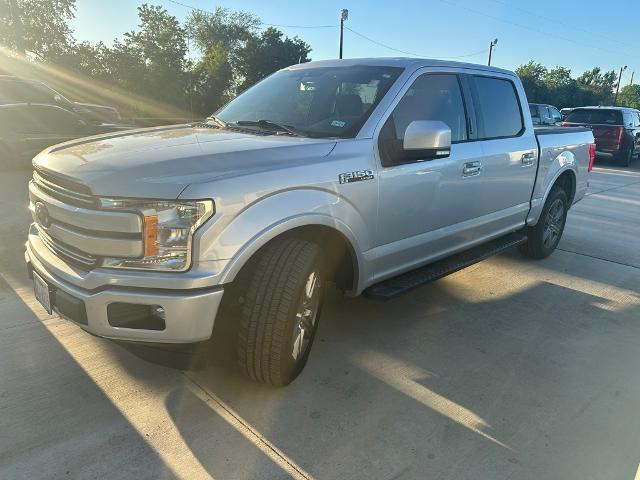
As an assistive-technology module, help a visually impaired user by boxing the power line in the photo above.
[166,0,488,60]
[488,0,632,52]
[165,0,336,28]
[345,26,487,59]
[437,0,640,66]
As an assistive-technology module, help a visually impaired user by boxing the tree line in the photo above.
[0,1,311,117]
[3,1,640,118]
[515,60,640,110]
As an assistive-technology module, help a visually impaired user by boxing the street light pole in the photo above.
[488,38,498,66]
[339,9,348,59]
[614,65,627,106]
[630,71,635,86]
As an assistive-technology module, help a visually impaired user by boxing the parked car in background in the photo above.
[529,103,563,125]
[0,75,121,124]
[562,106,640,166]
[25,58,594,386]
[560,107,574,120]
[0,103,134,167]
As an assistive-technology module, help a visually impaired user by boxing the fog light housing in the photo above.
[107,303,166,331]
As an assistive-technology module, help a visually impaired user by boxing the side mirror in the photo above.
[403,120,451,158]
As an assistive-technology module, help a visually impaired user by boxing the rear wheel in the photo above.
[237,237,325,386]
[619,147,633,167]
[519,185,568,259]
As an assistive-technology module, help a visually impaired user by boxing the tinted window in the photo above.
[549,106,562,122]
[565,109,623,125]
[0,80,55,104]
[623,111,634,127]
[30,105,84,133]
[539,105,550,121]
[472,76,523,138]
[389,74,467,143]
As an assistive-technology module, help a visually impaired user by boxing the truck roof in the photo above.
[286,57,516,76]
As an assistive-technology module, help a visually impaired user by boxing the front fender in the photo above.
[527,149,577,226]
[199,188,370,288]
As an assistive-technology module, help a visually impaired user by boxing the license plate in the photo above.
[33,271,52,314]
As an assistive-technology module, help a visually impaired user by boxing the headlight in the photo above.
[101,199,214,271]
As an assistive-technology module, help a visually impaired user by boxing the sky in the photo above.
[71,0,640,86]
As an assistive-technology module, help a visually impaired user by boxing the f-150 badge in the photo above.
[339,170,374,184]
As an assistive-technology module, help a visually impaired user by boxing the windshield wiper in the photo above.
[204,115,228,128]
[234,119,307,137]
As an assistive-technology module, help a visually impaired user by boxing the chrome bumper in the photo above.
[25,242,224,344]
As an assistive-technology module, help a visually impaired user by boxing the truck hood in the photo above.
[33,125,337,198]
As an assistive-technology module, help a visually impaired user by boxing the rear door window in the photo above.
[549,106,562,123]
[470,76,523,139]
[565,109,623,125]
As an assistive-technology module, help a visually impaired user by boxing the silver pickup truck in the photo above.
[25,58,594,386]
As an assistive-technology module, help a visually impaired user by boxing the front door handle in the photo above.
[463,161,482,177]
[521,152,536,166]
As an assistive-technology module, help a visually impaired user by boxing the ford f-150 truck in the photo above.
[25,58,595,386]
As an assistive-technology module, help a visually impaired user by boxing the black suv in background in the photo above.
[529,103,563,125]
[562,106,640,166]
[0,75,121,123]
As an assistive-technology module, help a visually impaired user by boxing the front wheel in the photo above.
[237,237,325,386]
[519,185,568,259]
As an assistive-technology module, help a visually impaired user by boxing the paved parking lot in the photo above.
[2,162,640,480]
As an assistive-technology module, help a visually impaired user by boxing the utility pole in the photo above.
[339,9,348,59]
[487,38,498,66]
[614,65,627,106]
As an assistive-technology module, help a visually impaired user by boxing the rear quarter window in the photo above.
[471,76,523,139]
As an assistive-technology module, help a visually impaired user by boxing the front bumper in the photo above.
[25,241,224,343]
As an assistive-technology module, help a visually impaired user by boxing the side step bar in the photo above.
[364,232,527,299]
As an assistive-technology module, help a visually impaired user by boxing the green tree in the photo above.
[118,4,187,106]
[542,66,577,107]
[0,0,75,59]
[185,7,260,113]
[576,67,617,105]
[617,84,640,109]
[236,27,311,91]
[515,61,547,103]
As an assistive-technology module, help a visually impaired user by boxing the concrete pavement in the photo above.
[1,161,640,479]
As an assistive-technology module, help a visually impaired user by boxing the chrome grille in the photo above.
[32,169,98,208]
[37,225,99,269]
[29,170,144,271]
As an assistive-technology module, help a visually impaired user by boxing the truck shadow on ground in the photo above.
[158,262,640,480]
[0,273,178,479]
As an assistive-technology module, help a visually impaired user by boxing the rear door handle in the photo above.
[521,152,536,166]
[463,161,482,177]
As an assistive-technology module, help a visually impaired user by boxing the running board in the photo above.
[364,233,527,299]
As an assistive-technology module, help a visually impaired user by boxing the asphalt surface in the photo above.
[2,160,640,479]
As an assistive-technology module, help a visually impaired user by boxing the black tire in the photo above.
[519,185,568,259]
[237,237,325,386]
[619,147,633,167]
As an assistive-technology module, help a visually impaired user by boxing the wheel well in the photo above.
[554,170,576,206]
[234,225,358,294]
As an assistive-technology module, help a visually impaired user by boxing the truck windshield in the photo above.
[565,109,622,125]
[215,65,403,138]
